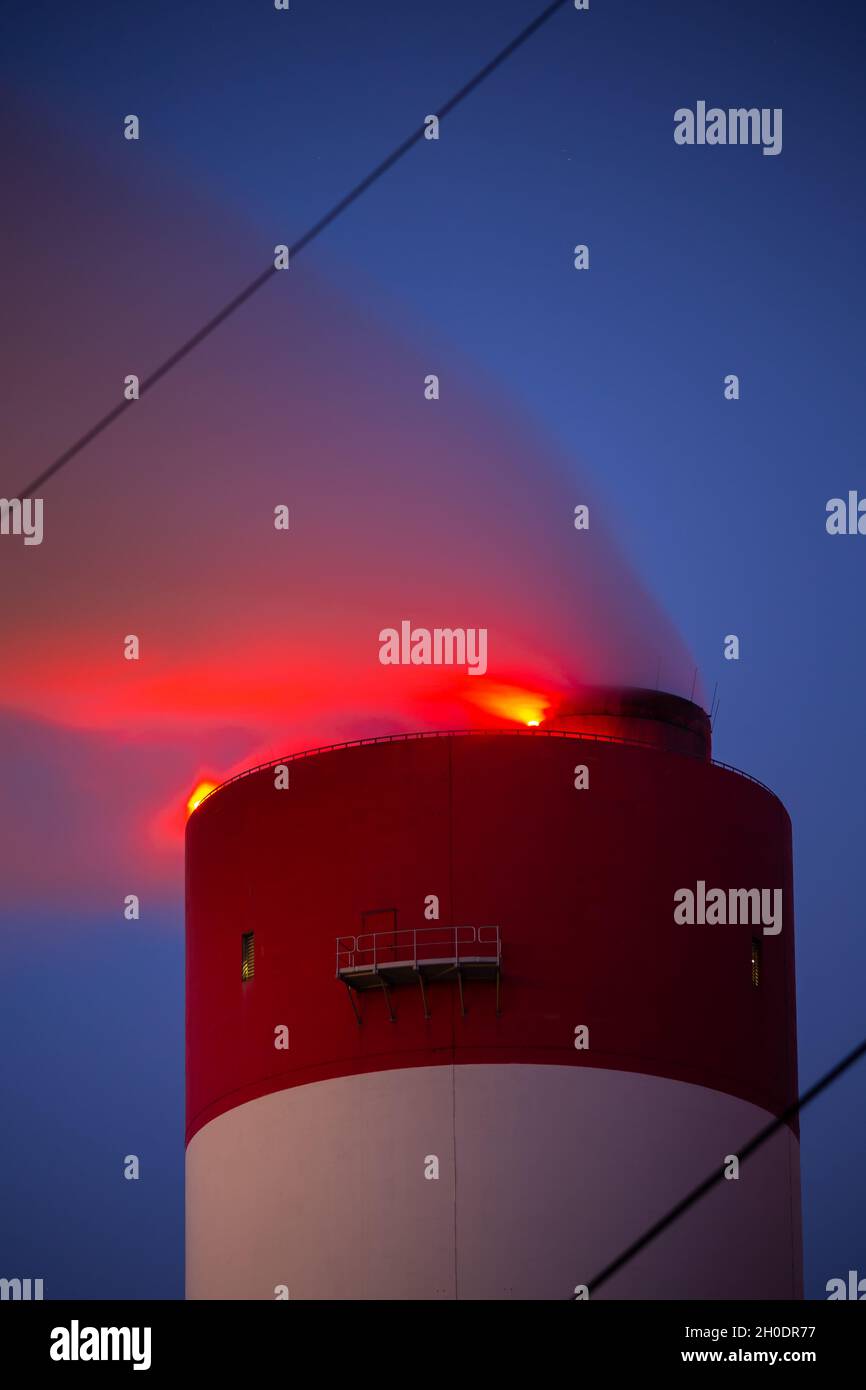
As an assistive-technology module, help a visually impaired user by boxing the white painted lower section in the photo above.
[186,1064,802,1300]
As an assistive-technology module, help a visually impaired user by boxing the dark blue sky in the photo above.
[1,0,864,1299]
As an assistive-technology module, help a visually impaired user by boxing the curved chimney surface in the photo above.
[185,692,798,1300]
[547,686,712,760]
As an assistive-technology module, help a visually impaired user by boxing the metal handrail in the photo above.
[336,924,500,976]
[194,727,781,812]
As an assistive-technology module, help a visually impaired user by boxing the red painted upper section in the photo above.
[185,728,797,1145]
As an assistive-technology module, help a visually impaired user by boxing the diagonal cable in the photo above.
[18,0,570,498]
[573,1035,866,1298]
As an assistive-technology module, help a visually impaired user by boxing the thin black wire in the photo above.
[18,0,570,499]
[573,1034,866,1298]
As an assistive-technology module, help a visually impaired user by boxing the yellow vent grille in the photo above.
[241,932,255,982]
[751,938,761,989]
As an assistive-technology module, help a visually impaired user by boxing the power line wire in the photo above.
[573,1034,866,1298]
[18,0,570,499]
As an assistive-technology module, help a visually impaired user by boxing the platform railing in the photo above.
[193,727,780,811]
[336,924,500,976]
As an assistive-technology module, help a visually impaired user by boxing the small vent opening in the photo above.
[751,937,761,989]
[241,931,255,982]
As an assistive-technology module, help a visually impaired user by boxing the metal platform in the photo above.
[336,922,501,1022]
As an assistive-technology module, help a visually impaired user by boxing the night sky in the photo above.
[1,0,864,1299]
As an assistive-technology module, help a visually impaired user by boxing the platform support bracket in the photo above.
[416,970,431,1021]
[343,980,362,1026]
